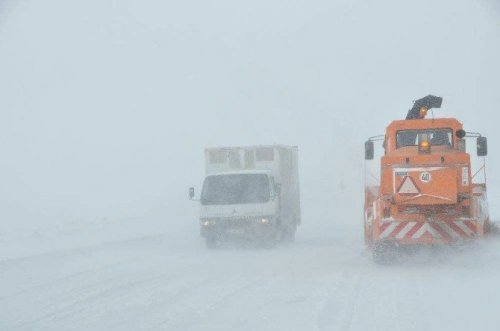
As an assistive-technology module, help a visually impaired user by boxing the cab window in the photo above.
[397,129,453,148]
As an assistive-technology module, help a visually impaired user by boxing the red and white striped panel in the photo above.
[379,220,477,241]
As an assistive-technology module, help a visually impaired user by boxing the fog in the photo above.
[1,0,500,330]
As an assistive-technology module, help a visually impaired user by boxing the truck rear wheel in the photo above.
[281,225,297,243]
[372,242,397,264]
[489,223,500,237]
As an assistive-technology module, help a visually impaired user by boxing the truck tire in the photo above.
[259,238,277,249]
[281,225,297,243]
[488,223,500,236]
[372,242,396,264]
[258,230,278,249]
[205,237,217,249]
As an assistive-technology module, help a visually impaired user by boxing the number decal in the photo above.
[420,172,432,183]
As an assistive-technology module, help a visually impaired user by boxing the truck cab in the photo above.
[381,119,473,208]
[365,116,490,262]
[190,145,301,248]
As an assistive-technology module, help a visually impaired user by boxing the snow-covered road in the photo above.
[2,222,500,331]
[2,0,500,330]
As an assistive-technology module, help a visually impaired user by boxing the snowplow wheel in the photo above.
[372,242,397,264]
[490,223,500,236]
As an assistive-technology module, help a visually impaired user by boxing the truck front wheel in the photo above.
[205,237,217,249]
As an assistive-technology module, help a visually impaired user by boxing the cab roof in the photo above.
[208,170,272,177]
[387,118,463,132]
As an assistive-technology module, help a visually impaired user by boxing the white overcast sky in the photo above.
[1,0,499,230]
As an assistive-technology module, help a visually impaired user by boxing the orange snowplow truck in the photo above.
[364,95,491,262]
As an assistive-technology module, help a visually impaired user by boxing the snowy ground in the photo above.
[2,0,500,330]
[2,217,500,331]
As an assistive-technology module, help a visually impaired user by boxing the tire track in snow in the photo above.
[2,238,205,329]
[149,274,270,330]
[12,265,214,330]
[317,269,363,331]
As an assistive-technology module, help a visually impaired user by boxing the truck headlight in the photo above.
[261,218,270,225]
[202,220,216,227]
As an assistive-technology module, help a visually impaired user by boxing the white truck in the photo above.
[189,145,301,248]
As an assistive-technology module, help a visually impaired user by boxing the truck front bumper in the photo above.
[200,217,276,240]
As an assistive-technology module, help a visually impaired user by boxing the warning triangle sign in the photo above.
[398,176,420,195]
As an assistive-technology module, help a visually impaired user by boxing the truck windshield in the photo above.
[397,129,453,148]
[201,174,271,205]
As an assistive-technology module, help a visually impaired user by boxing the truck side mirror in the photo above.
[189,187,195,200]
[365,141,374,160]
[477,137,488,157]
[456,129,466,139]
